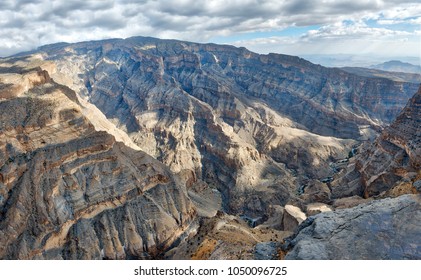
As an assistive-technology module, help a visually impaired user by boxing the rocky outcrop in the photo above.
[2,38,420,260]
[254,242,279,260]
[30,37,420,217]
[332,86,421,199]
[0,56,196,259]
[284,195,421,260]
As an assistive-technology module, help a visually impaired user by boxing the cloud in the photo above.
[0,0,420,58]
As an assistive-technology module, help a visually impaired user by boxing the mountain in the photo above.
[332,85,421,199]
[370,60,421,74]
[32,37,419,215]
[0,56,196,259]
[341,67,421,83]
[1,36,420,259]
[284,86,421,259]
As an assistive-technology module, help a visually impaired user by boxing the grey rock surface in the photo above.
[255,242,279,260]
[284,195,421,259]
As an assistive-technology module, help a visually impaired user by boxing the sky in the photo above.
[0,0,420,65]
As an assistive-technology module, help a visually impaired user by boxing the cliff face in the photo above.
[0,56,196,259]
[31,37,418,216]
[2,37,420,260]
[332,86,421,199]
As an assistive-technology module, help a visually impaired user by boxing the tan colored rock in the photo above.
[306,203,332,216]
[300,180,332,204]
[333,196,373,209]
[282,205,307,232]
[0,57,196,260]
[334,85,421,199]
[259,205,284,230]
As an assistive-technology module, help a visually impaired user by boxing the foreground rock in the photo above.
[284,195,421,260]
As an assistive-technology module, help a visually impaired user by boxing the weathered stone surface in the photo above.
[284,195,421,260]
[33,37,379,217]
[333,196,373,209]
[0,56,196,259]
[333,86,421,199]
[33,37,419,218]
[299,180,331,204]
[254,242,278,260]
[414,180,421,191]
[259,205,284,230]
[306,203,332,216]
[282,205,306,232]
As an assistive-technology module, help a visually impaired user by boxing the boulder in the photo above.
[282,205,307,232]
[284,195,421,259]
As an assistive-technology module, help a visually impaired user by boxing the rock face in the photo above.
[332,86,421,199]
[284,195,421,260]
[0,56,196,259]
[1,37,420,260]
[29,37,418,217]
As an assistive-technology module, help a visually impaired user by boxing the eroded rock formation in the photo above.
[0,56,196,259]
[332,86,421,199]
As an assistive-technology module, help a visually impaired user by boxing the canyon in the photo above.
[0,37,420,259]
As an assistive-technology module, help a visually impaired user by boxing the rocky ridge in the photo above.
[332,85,421,199]
[31,37,419,218]
[284,85,421,260]
[1,37,420,260]
[0,56,196,259]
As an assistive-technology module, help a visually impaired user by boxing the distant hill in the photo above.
[370,60,421,74]
[341,67,421,83]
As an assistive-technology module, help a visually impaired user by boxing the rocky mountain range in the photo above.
[0,36,420,259]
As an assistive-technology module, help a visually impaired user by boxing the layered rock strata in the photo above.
[0,56,196,259]
[332,86,421,198]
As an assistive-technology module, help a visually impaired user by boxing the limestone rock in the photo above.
[299,180,331,204]
[306,203,332,216]
[282,205,307,232]
[0,56,196,259]
[414,180,421,191]
[333,86,421,199]
[259,205,284,230]
[333,196,373,209]
[284,195,421,259]
[32,37,419,217]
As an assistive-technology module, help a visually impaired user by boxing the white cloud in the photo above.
[0,0,420,58]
